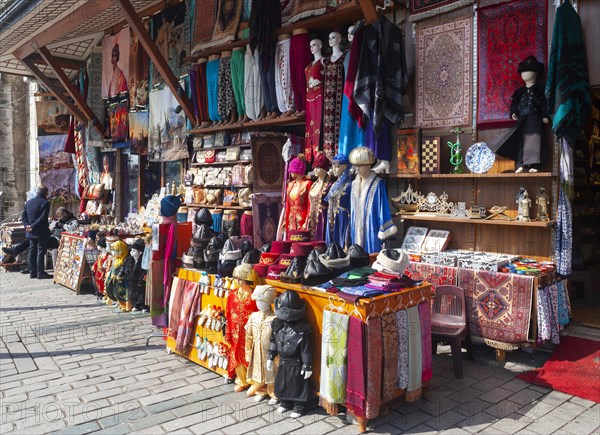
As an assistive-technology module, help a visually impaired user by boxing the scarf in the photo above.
[419,302,433,383]
[175,280,201,352]
[319,310,350,414]
[344,20,365,127]
[345,316,366,418]
[557,280,570,325]
[167,277,186,337]
[382,313,400,403]
[364,316,382,419]
[395,310,409,390]
[406,305,423,401]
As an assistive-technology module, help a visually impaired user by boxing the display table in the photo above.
[167,268,432,433]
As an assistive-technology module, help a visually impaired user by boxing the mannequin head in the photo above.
[314,168,327,180]
[131,249,141,261]
[332,162,348,177]
[310,39,323,58]
[328,32,341,48]
[355,164,372,179]
[520,71,538,86]
[252,284,277,313]
[348,25,355,42]
[312,151,331,177]
[349,147,375,179]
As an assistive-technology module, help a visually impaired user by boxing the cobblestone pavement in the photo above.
[1,270,599,435]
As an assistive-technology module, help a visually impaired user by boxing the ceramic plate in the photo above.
[465,142,495,174]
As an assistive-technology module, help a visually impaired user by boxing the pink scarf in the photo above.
[176,280,201,352]
[419,302,433,382]
[345,316,366,418]
[365,316,382,419]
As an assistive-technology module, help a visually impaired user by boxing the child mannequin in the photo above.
[245,285,278,404]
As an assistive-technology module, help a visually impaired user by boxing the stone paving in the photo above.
[0,270,599,435]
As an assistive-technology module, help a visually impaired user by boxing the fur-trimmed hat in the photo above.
[274,290,306,321]
[319,242,351,269]
[373,249,409,275]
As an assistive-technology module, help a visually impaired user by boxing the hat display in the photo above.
[220,239,242,261]
[332,153,350,165]
[233,263,256,282]
[307,248,323,263]
[253,264,269,277]
[194,208,213,226]
[241,249,261,265]
[290,242,314,257]
[301,257,334,287]
[373,249,409,275]
[288,155,307,175]
[518,55,544,74]
[348,244,370,267]
[130,238,146,252]
[313,151,331,171]
[193,224,214,243]
[278,254,294,267]
[218,260,237,277]
[274,290,306,321]
[288,230,311,242]
[320,242,351,269]
[271,240,292,254]
[160,195,182,217]
[280,257,307,284]
[349,146,375,166]
[267,264,287,281]
[259,252,280,265]
[252,285,277,304]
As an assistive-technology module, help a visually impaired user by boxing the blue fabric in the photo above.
[206,59,222,121]
[338,55,364,157]
[337,285,381,297]
[212,213,223,233]
[364,115,391,161]
[324,168,352,248]
[556,281,570,326]
[555,189,572,275]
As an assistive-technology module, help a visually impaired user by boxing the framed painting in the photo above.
[397,128,421,176]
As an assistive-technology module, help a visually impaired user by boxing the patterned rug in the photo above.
[404,261,458,294]
[285,0,327,25]
[211,0,243,46]
[410,0,474,20]
[252,193,282,248]
[251,134,287,192]
[458,269,534,344]
[416,17,472,129]
[477,0,546,128]
[192,0,216,50]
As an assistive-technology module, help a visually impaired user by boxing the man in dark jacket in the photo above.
[22,186,52,279]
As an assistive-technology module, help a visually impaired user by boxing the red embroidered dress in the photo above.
[285,178,312,235]
[225,289,258,379]
[304,60,324,163]
[92,253,112,296]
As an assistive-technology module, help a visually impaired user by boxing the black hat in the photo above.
[217,260,237,277]
[204,236,223,264]
[260,243,272,253]
[130,238,146,252]
[241,249,261,265]
[194,208,213,226]
[220,239,242,262]
[193,224,214,243]
[280,257,307,284]
[274,290,306,322]
[348,244,370,268]
[518,56,544,74]
[320,242,351,270]
[301,257,334,287]
[307,248,322,263]
[217,232,229,246]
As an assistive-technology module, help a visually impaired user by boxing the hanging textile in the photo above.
[364,316,382,419]
[419,302,433,383]
[395,310,409,390]
[175,280,201,352]
[537,285,552,343]
[545,0,591,144]
[381,313,401,403]
[319,310,349,414]
[406,305,423,402]
[322,54,345,159]
[345,316,366,418]
[148,259,166,326]
[555,189,572,275]
[167,277,185,336]
[557,280,570,326]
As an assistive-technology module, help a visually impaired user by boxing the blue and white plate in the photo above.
[465,142,495,174]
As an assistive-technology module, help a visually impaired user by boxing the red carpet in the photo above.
[518,336,600,403]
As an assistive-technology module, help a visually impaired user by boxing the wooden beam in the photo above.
[37,46,105,139]
[12,0,115,60]
[115,0,196,123]
[20,57,88,124]
[359,0,379,24]
[28,53,85,70]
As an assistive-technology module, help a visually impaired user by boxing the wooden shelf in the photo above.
[187,39,247,63]
[192,144,251,152]
[398,213,556,227]
[187,114,305,135]
[388,172,557,179]
[185,204,251,211]
[190,160,251,166]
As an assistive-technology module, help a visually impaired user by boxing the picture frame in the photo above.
[397,128,421,175]
[421,137,441,174]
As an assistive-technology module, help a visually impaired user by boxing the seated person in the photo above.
[48,207,79,268]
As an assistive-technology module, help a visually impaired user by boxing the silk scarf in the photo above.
[381,313,401,403]
[345,316,366,418]
[406,305,423,402]
[175,280,201,352]
[319,310,349,414]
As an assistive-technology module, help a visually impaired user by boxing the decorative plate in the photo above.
[465,142,495,174]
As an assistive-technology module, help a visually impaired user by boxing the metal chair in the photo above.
[431,285,473,378]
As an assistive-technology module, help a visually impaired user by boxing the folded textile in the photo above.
[331,276,369,287]
[337,285,382,297]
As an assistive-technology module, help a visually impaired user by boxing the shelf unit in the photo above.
[184,203,251,211]
[187,114,305,135]
[190,160,252,166]
[398,214,555,227]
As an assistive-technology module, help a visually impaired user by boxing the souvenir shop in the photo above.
[9,0,599,431]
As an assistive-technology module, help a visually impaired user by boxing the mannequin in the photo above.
[105,241,134,311]
[304,39,324,163]
[129,239,148,313]
[324,154,352,249]
[322,32,346,159]
[217,50,238,125]
[275,34,296,117]
[490,56,550,173]
[307,152,332,240]
[267,290,313,418]
[245,285,278,404]
[349,147,397,253]
[92,237,112,303]
[206,54,223,126]
[226,264,259,392]
[284,156,312,240]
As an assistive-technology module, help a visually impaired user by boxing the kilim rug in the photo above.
[286,0,327,25]
[477,0,546,129]
[416,17,472,129]
[404,261,458,294]
[211,0,243,46]
[458,268,534,344]
[410,0,475,21]
[251,133,287,192]
[518,336,600,403]
[192,0,216,51]
[252,193,282,248]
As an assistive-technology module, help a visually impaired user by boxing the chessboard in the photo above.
[421,137,441,174]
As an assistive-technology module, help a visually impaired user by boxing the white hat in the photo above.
[252,285,277,304]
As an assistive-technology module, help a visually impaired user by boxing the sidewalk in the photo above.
[1,270,598,434]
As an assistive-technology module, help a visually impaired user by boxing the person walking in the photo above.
[22,186,52,279]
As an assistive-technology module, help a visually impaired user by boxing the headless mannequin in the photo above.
[208,54,223,127]
[278,33,295,118]
[198,57,211,128]
[292,29,309,117]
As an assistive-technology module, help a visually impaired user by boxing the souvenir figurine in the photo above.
[129,238,148,313]
[536,186,550,221]
[225,264,259,392]
[490,56,550,173]
[92,236,112,303]
[349,147,397,253]
[244,285,278,404]
[516,189,532,222]
[267,290,313,418]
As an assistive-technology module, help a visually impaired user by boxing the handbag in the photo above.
[232,164,245,186]
[243,164,254,185]
[240,149,252,161]
[193,169,205,186]
[192,136,203,150]
[216,151,227,162]
[205,149,216,164]
[214,131,230,147]
[226,147,241,162]
[203,134,214,148]
[222,189,238,206]
[205,189,222,205]
[238,188,252,208]
[193,186,205,204]
[195,150,206,164]
[184,171,194,186]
